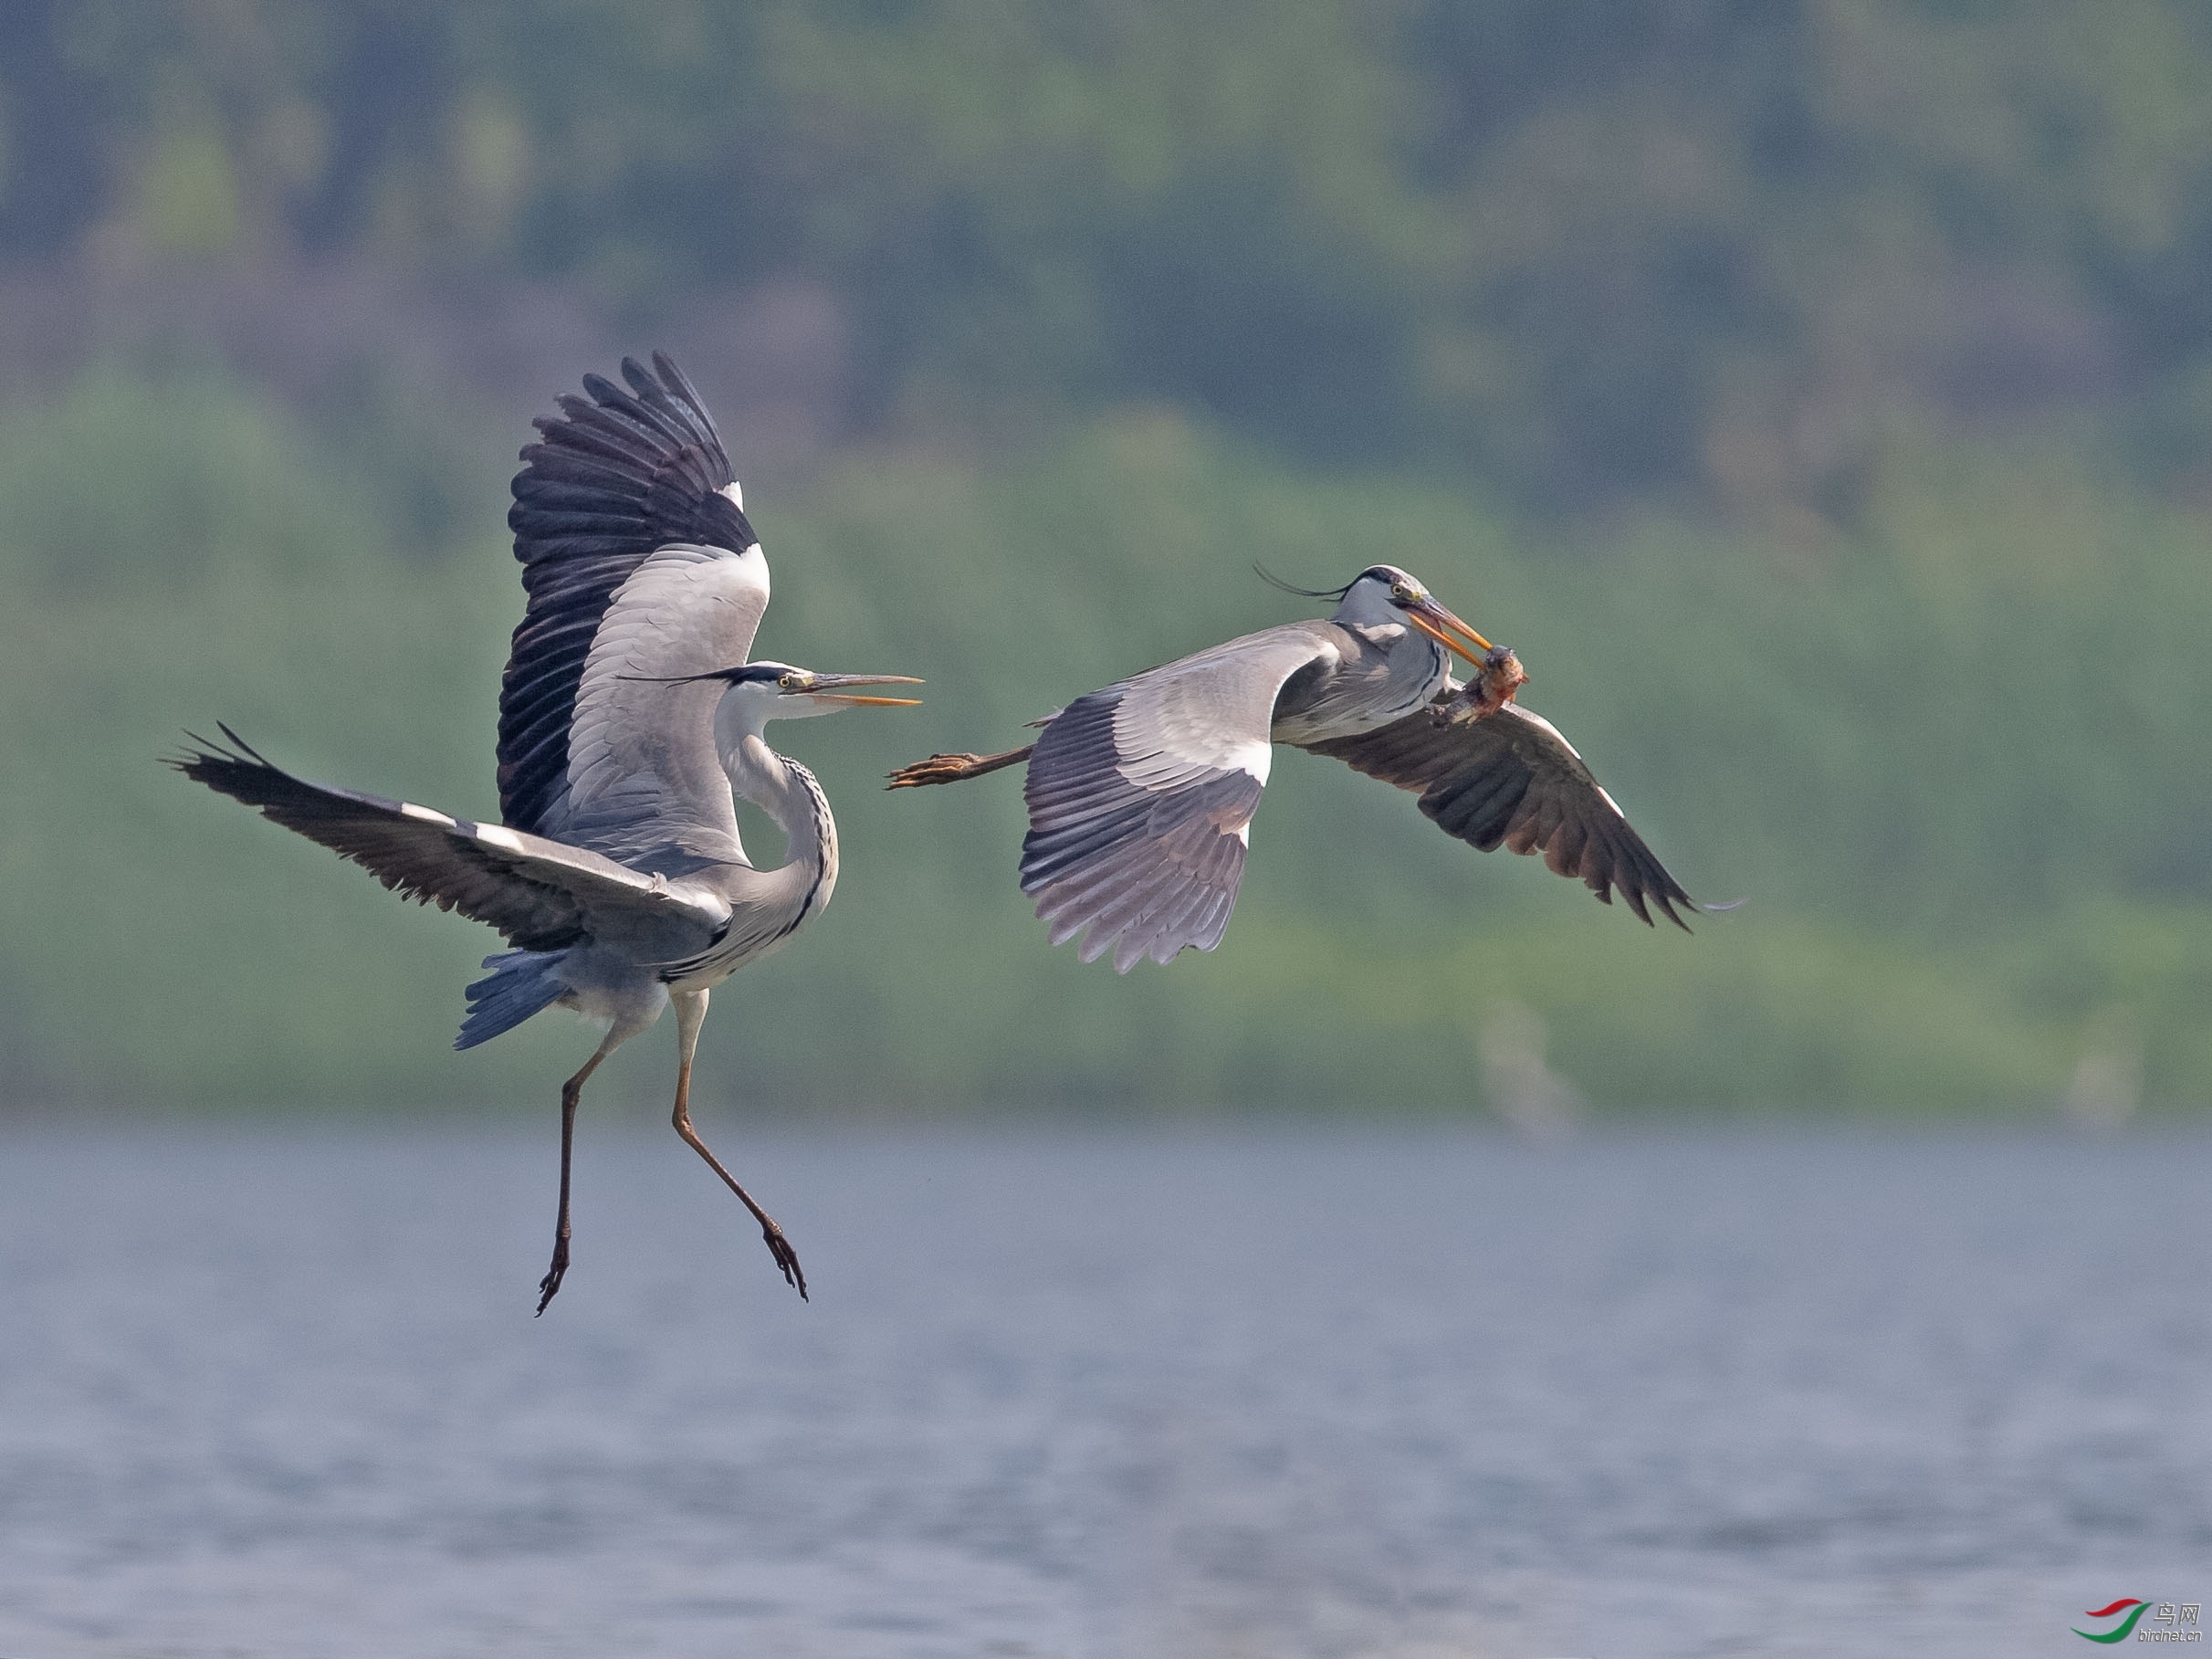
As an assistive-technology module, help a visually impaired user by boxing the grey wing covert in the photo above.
[1019,629,1331,972]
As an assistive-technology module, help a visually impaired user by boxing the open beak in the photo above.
[1400,595,1494,667]
[800,673,924,707]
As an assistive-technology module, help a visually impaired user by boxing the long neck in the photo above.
[720,730,839,922]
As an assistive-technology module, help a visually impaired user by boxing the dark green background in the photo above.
[1,1,2206,1117]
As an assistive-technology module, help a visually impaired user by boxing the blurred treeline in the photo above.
[0,0,2207,1116]
[16,0,2212,507]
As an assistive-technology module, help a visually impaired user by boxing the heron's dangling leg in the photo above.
[885,744,1033,789]
[536,1016,642,1316]
[667,987,809,1300]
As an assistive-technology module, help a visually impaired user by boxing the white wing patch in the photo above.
[1114,730,1274,791]
[559,542,771,858]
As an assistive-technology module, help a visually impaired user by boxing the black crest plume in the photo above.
[1253,563,1355,601]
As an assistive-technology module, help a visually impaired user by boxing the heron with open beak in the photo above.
[889,562,1693,971]
[174,355,920,1309]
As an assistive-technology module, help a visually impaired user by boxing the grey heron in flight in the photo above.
[889,564,1694,969]
[173,354,919,1310]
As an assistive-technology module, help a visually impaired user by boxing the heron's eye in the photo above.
[779,672,804,691]
[1391,583,1413,603]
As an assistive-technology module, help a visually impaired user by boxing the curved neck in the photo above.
[720,730,837,886]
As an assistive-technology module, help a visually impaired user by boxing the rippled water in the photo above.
[0,1122,2205,1658]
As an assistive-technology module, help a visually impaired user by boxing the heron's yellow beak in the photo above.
[805,673,924,707]
[1401,596,1494,666]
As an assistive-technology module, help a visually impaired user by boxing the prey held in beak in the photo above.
[1400,595,1494,667]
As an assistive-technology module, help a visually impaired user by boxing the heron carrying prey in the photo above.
[888,564,1694,970]
[174,355,919,1309]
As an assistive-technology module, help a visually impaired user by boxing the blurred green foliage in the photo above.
[1,4,2207,1115]
[1,366,2204,1115]
[11,1,2212,508]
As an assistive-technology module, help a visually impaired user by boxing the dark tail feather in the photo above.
[456,951,567,1050]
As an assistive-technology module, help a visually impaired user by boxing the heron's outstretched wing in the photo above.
[501,353,767,863]
[1022,625,1339,971]
[173,730,731,960]
[1304,698,1696,929]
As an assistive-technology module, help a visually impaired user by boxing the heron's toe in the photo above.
[535,1251,570,1316]
[886,754,969,788]
[760,1223,809,1301]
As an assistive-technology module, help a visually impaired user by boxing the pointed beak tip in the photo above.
[802,673,924,705]
[847,674,918,706]
[1408,599,1494,662]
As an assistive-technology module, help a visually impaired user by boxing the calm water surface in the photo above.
[0,1123,2205,1658]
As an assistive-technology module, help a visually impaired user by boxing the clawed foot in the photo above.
[886,745,1033,789]
[760,1218,809,1300]
[536,1238,570,1316]
[886,752,990,788]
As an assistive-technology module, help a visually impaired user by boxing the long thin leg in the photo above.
[885,744,1033,789]
[667,987,808,1300]
[536,1021,634,1315]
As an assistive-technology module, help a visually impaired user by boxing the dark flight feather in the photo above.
[499,353,755,835]
[171,727,729,955]
[1304,697,1696,929]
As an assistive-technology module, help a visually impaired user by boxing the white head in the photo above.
[1293,563,1496,667]
[625,660,921,745]
[715,660,920,712]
